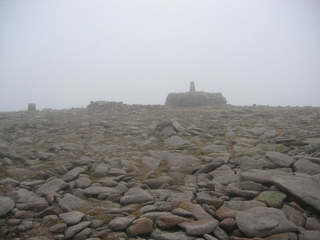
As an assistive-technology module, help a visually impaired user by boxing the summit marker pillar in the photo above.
[189,81,195,92]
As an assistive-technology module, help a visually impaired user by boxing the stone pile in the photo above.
[165,92,227,107]
[86,101,165,113]
[0,104,320,240]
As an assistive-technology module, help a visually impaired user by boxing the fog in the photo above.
[1,0,320,111]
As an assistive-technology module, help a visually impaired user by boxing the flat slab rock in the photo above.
[242,170,320,212]
[236,207,297,238]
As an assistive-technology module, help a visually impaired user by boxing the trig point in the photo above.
[189,81,195,92]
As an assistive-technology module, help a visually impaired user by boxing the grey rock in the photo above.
[141,157,161,170]
[179,201,213,220]
[108,215,135,231]
[164,136,192,149]
[254,191,287,208]
[144,175,175,189]
[49,223,67,233]
[126,217,153,236]
[156,214,193,229]
[18,220,34,232]
[199,144,227,154]
[282,205,305,227]
[59,211,84,225]
[75,177,92,188]
[298,230,320,240]
[151,228,196,240]
[120,187,153,205]
[209,165,240,185]
[236,207,297,238]
[172,121,185,132]
[73,227,91,240]
[82,187,120,196]
[273,174,320,212]
[167,191,194,203]
[179,219,218,236]
[35,179,68,196]
[64,221,91,239]
[265,151,295,167]
[293,158,320,175]
[58,194,88,211]
[8,188,47,209]
[62,167,87,182]
[0,196,15,217]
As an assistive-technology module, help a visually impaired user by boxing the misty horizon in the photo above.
[1,0,320,111]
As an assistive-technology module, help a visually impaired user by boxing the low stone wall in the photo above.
[86,101,166,112]
[165,91,227,107]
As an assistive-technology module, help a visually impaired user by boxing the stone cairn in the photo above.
[27,103,36,111]
[165,82,227,107]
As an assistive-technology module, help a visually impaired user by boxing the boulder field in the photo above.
[0,102,320,240]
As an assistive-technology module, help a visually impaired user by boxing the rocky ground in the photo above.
[0,101,320,240]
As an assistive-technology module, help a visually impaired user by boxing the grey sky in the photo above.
[1,0,320,111]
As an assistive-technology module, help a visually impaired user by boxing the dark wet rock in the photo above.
[64,221,91,239]
[179,219,219,236]
[58,193,89,211]
[108,215,135,231]
[59,211,84,225]
[265,151,295,168]
[0,196,15,217]
[126,217,153,236]
[236,207,297,238]
[35,179,68,196]
[120,187,153,205]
